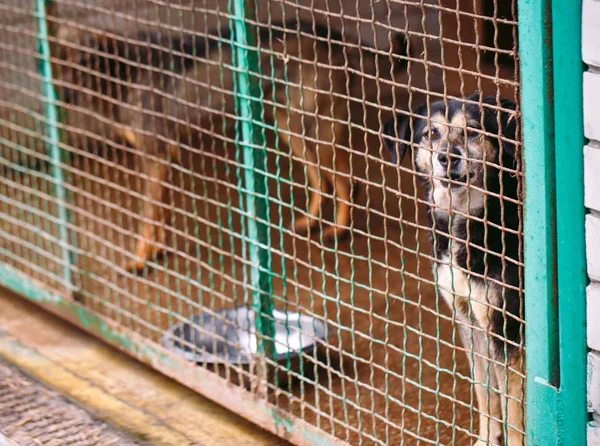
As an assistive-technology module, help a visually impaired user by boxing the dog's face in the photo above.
[52,31,126,106]
[383,95,518,212]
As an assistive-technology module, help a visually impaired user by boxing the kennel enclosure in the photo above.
[0,0,586,444]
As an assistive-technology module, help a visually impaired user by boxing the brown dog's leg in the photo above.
[318,120,351,240]
[127,156,172,273]
[276,109,328,234]
[293,145,328,234]
[322,169,351,240]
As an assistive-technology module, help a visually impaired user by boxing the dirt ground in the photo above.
[0,1,523,444]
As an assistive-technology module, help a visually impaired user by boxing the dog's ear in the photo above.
[498,98,518,143]
[389,32,409,73]
[479,96,519,160]
[382,113,412,164]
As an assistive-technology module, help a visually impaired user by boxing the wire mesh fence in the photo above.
[0,0,524,444]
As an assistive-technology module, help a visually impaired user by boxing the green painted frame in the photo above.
[35,0,74,289]
[519,0,587,443]
[229,0,277,386]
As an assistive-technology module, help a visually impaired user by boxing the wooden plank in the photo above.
[0,287,287,446]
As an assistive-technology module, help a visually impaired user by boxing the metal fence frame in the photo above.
[520,0,587,443]
[0,0,587,444]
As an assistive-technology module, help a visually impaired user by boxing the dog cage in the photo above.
[0,0,585,444]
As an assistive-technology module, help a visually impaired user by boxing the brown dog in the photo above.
[52,19,407,272]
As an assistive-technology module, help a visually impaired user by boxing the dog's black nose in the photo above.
[438,153,448,167]
[438,146,461,169]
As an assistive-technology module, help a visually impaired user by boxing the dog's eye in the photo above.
[430,128,439,140]
[466,128,479,138]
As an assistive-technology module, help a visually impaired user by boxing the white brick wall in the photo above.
[590,352,600,444]
[585,1,600,442]
[584,0,600,66]
[587,215,600,282]
[589,285,600,351]
[584,74,600,142]
[585,145,600,211]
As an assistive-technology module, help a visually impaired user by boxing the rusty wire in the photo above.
[0,0,523,444]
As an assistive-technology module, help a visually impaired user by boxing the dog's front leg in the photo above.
[456,323,503,446]
[495,358,525,446]
[127,157,171,273]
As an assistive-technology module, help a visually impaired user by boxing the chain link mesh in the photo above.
[0,0,523,444]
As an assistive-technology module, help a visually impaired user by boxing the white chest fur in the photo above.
[434,250,494,332]
[431,180,485,215]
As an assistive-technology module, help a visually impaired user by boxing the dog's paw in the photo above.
[125,258,149,274]
[473,437,502,446]
[322,224,349,241]
[125,243,166,274]
[293,215,318,234]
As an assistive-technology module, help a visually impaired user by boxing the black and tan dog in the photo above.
[383,94,523,445]
[51,19,407,272]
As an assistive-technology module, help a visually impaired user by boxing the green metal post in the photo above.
[35,0,73,290]
[551,0,587,442]
[230,0,276,382]
[519,0,558,390]
[518,1,560,440]
[519,0,586,443]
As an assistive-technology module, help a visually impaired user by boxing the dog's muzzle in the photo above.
[435,147,468,186]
